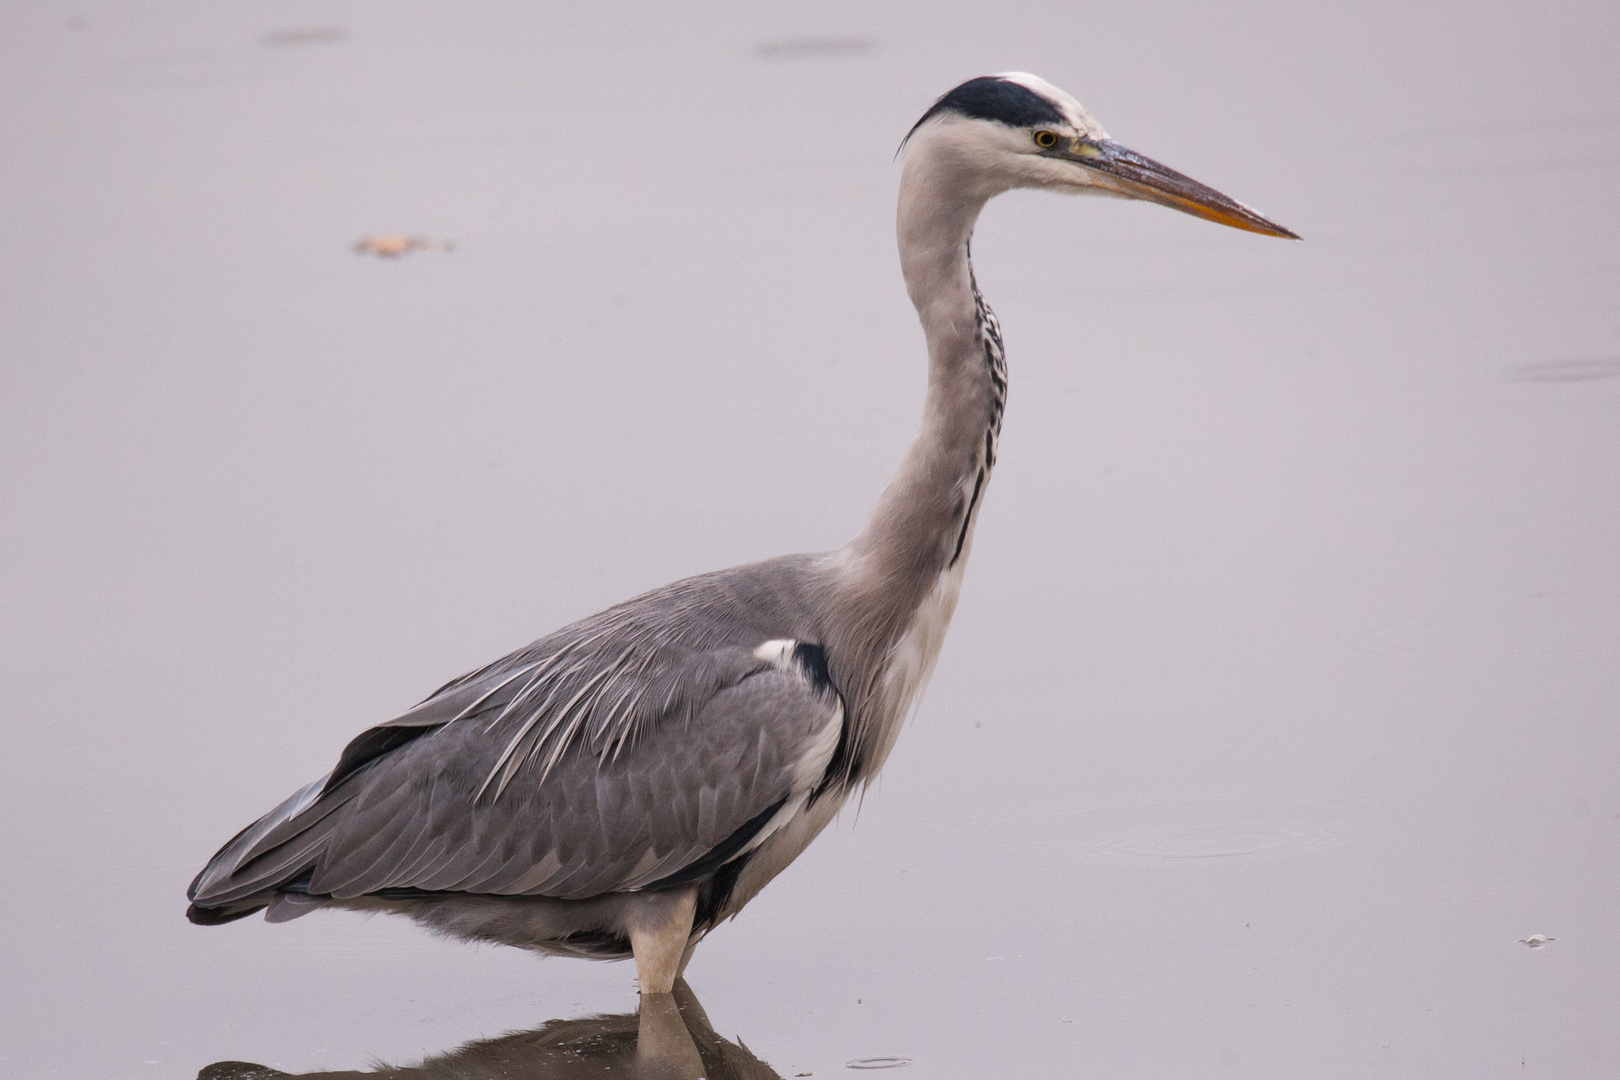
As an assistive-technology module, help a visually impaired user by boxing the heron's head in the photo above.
[902,73,1296,239]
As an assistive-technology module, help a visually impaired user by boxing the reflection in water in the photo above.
[197,981,779,1080]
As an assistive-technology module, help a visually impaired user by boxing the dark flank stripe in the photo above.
[642,797,789,891]
[695,852,750,931]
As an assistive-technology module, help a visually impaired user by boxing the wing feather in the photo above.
[304,665,833,902]
[189,557,844,914]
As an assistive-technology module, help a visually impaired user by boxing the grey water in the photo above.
[2,1,1616,1077]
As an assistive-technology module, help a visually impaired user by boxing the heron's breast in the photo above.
[866,556,970,772]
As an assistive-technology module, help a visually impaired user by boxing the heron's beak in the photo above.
[1064,138,1298,239]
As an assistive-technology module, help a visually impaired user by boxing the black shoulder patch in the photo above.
[791,642,836,699]
[904,76,1065,145]
[781,641,855,802]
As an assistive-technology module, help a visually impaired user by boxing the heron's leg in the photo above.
[627,887,697,996]
[675,936,699,978]
[635,989,705,1080]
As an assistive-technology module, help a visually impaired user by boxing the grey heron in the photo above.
[187,73,1296,998]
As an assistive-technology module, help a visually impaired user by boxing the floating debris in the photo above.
[756,36,874,61]
[353,234,455,258]
[263,26,348,47]
[1519,934,1555,948]
[846,1059,911,1070]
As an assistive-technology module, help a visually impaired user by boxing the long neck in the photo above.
[825,146,1007,761]
[845,155,1006,617]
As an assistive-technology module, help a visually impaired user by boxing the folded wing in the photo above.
[189,627,841,913]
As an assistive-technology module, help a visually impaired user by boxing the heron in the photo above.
[187,73,1296,998]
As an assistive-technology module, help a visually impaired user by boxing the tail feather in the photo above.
[186,899,269,926]
[188,770,355,911]
[264,891,329,923]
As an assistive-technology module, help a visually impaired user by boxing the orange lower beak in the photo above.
[1068,139,1299,239]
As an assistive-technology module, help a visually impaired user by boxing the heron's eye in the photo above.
[1033,130,1059,149]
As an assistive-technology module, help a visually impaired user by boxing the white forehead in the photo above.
[993,71,1109,139]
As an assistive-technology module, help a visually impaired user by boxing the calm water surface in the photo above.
[2,1,1616,1077]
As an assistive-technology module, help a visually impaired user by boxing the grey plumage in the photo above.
[187,72,1294,991]
[191,557,843,924]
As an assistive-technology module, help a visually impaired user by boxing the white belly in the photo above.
[866,551,970,774]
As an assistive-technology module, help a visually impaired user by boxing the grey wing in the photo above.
[317,662,839,900]
[185,654,548,909]
[190,649,842,907]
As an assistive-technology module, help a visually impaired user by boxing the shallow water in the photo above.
[2,1,1616,1077]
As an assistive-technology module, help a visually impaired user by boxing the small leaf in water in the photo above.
[353,235,454,258]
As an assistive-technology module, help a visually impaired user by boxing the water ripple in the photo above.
[998,795,1370,862]
[1511,358,1620,383]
